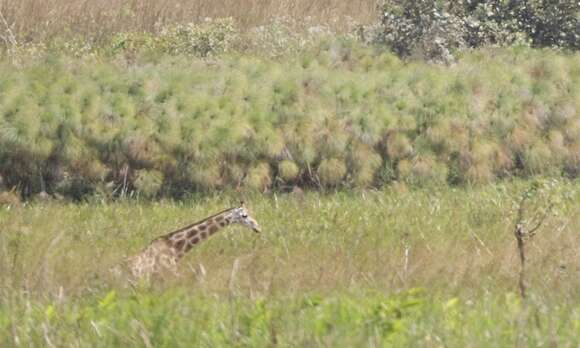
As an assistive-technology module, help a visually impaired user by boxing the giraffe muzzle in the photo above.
[247,217,261,233]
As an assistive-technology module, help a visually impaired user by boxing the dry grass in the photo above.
[0,0,378,43]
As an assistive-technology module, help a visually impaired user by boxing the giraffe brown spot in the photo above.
[175,240,185,251]
[186,228,199,239]
[200,232,208,239]
[218,220,226,227]
[216,215,225,222]
[209,224,218,234]
[190,237,200,244]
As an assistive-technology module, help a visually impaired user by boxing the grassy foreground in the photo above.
[0,181,578,346]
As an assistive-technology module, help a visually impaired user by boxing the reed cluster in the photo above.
[0,44,578,199]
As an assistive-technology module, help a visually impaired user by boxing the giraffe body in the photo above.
[124,203,260,281]
[127,238,179,279]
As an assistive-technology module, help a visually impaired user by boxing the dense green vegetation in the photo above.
[1,45,578,199]
[0,182,578,346]
[2,290,577,347]
[1,1,578,200]
[1,2,578,346]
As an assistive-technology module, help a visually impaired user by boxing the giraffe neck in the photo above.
[164,210,234,258]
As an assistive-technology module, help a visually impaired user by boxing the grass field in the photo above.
[1,180,578,346]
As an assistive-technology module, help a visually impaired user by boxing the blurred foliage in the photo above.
[2,288,575,347]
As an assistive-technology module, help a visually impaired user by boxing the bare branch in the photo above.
[528,202,555,237]
[515,191,530,227]
[512,184,557,300]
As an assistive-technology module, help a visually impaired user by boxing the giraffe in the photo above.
[125,202,261,281]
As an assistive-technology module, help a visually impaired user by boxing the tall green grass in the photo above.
[2,290,577,347]
[0,181,578,346]
[1,44,578,199]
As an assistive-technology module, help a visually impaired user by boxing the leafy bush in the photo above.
[377,0,466,63]
[157,18,238,57]
[377,0,579,62]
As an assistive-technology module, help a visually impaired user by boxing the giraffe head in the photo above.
[229,202,261,233]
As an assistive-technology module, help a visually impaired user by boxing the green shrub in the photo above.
[157,18,238,57]
[187,163,223,190]
[402,154,448,187]
[317,158,347,187]
[134,169,164,197]
[385,132,413,160]
[245,162,272,191]
[523,141,557,176]
[278,160,300,182]
[464,162,495,185]
[349,144,382,188]
[0,45,577,199]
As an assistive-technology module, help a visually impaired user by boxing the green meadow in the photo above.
[0,182,578,346]
[1,3,579,346]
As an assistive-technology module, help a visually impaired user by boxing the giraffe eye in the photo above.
[241,213,248,218]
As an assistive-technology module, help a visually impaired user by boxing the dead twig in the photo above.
[401,232,410,280]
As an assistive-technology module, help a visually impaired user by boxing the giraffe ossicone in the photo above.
[125,203,261,280]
